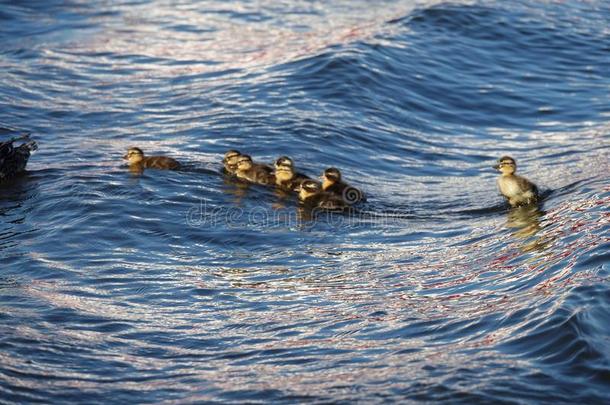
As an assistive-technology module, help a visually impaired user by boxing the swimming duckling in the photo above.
[321,167,365,204]
[123,147,180,171]
[273,156,310,192]
[0,135,37,182]
[274,156,294,169]
[298,179,348,211]
[235,154,275,185]
[494,156,538,207]
[222,150,241,175]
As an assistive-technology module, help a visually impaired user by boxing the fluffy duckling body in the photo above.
[123,147,180,170]
[494,156,538,207]
[223,150,241,175]
[0,135,37,182]
[298,179,348,211]
[322,167,364,204]
[273,156,310,192]
[235,155,274,185]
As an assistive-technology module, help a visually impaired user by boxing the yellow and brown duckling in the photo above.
[0,134,37,182]
[222,150,241,175]
[494,156,538,207]
[321,167,365,204]
[298,179,348,211]
[123,147,180,171]
[235,154,275,185]
[273,156,310,192]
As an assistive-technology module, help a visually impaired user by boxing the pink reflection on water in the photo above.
[62,1,428,80]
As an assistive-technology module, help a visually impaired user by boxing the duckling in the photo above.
[274,156,293,169]
[123,147,180,171]
[222,150,241,175]
[494,156,538,207]
[0,135,37,182]
[235,154,275,185]
[298,179,348,211]
[321,167,365,204]
[273,156,310,192]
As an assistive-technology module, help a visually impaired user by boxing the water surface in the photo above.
[1,0,609,402]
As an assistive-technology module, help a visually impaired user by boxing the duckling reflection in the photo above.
[222,150,241,175]
[505,204,552,253]
[506,205,543,238]
[123,147,180,173]
[298,179,348,211]
[235,155,275,185]
[0,134,37,183]
[222,173,250,201]
[273,156,310,192]
[494,156,538,207]
[296,204,316,222]
[322,167,365,204]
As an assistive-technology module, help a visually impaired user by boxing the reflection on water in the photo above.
[222,175,252,203]
[505,204,551,252]
[1,0,610,403]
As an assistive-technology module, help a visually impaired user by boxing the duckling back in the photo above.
[325,182,365,205]
[317,192,349,211]
[324,181,348,197]
[142,156,180,170]
[248,164,275,185]
[299,187,348,212]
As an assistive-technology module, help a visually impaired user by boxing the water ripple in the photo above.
[1,0,609,402]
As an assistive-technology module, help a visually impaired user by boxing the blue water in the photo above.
[1,0,609,402]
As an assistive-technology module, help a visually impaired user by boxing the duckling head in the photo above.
[322,167,341,189]
[124,147,144,165]
[494,156,516,175]
[274,156,294,170]
[224,150,241,165]
[237,155,253,171]
[223,150,241,172]
[299,179,321,201]
[275,162,295,183]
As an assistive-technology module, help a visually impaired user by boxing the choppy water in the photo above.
[1,0,609,402]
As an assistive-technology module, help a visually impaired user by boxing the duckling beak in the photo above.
[123,154,128,160]
[492,164,500,170]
